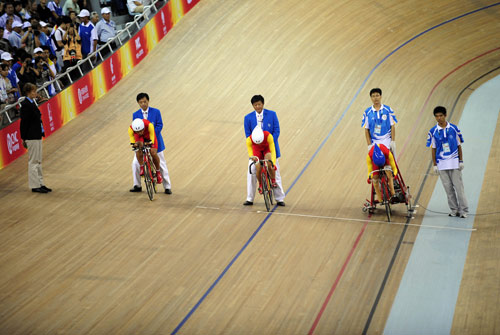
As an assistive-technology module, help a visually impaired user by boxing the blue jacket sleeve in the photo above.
[272,112,280,140]
[244,115,252,137]
[154,109,163,134]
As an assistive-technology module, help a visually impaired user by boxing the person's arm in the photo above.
[246,136,254,158]
[32,67,40,76]
[387,151,398,176]
[147,122,155,144]
[391,125,396,141]
[20,30,31,44]
[154,110,163,133]
[91,26,97,52]
[244,115,252,137]
[128,127,136,144]
[272,112,280,140]
[267,134,277,166]
[366,154,373,179]
[133,1,142,5]
[365,128,372,146]
[46,64,55,78]
[431,147,437,166]
[458,145,463,161]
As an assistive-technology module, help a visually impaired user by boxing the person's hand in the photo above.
[22,140,27,149]
[251,156,259,162]
[390,141,396,156]
[367,177,371,184]
[459,161,464,171]
[433,165,439,175]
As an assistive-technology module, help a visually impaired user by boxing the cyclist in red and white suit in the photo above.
[246,126,277,194]
[128,118,162,184]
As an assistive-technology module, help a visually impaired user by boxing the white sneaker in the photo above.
[460,213,468,218]
[448,212,459,217]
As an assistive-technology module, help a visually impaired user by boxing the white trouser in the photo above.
[438,169,468,214]
[132,150,171,189]
[247,159,285,202]
[26,139,44,189]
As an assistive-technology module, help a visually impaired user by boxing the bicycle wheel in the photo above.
[262,173,271,212]
[143,159,154,201]
[148,155,157,194]
[266,172,274,205]
[382,181,391,222]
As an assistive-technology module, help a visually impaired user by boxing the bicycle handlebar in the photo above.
[369,167,393,177]
[248,159,274,174]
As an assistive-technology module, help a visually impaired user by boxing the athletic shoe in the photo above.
[130,185,142,192]
[243,201,253,206]
[277,201,285,206]
[448,212,459,217]
[156,171,162,184]
[164,189,172,194]
[140,165,144,176]
[460,213,468,218]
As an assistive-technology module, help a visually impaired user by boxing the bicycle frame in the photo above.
[132,143,157,200]
[249,159,275,211]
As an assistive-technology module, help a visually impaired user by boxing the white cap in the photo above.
[251,126,264,144]
[34,47,44,54]
[1,52,13,61]
[101,7,111,14]
[78,9,90,17]
[39,21,48,27]
[12,21,23,29]
[22,21,31,29]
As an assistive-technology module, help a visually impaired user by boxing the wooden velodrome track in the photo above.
[1,0,500,334]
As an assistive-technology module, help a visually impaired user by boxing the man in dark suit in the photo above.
[20,83,52,193]
[243,95,285,206]
[130,92,172,194]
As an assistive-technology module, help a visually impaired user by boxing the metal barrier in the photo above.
[0,0,162,127]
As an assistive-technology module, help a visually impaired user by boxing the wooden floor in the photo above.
[1,0,500,334]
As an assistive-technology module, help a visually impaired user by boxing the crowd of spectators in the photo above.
[0,0,130,126]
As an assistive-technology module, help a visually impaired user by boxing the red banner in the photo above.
[39,97,63,137]
[182,0,201,12]
[130,29,148,65]
[0,121,26,167]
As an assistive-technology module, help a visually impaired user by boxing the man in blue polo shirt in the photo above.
[243,95,285,206]
[426,106,468,218]
[130,92,172,194]
[77,9,97,58]
[362,88,398,155]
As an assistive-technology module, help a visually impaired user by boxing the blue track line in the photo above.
[170,2,500,334]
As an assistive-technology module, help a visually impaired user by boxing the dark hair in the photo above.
[250,95,264,105]
[40,45,50,51]
[136,92,149,101]
[23,82,37,95]
[62,16,72,24]
[369,88,382,96]
[34,56,43,64]
[433,106,447,116]
[0,63,9,71]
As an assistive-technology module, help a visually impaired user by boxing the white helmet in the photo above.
[131,118,145,131]
[252,126,264,144]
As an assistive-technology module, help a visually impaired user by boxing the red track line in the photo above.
[308,45,500,335]
[307,221,369,335]
[397,46,500,160]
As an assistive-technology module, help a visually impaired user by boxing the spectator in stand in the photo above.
[96,7,115,52]
[8,21,23,49]
[17,53,38,89]
[0,27,12,52]
[62,22,81,71]
[40,45,57,95]
[3,18,13,40]
[127,0,144,13]
[37,0,53,24]
[2,52,20,98]
[90,11,99,26]
[0,63,18,108]
[34,55,54,98]
[50,16,70,69]
[34,21,50,48]
[21,21,35,54]
[77,0,88,11]
[77,9,97,58]
[26,2,39,21]
[68,10,79,28]
[0,2,22,29]
[47,0,63,22]
[62,0,80,16]
[14,1,27,20]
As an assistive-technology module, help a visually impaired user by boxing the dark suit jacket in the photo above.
[20,98,44,140]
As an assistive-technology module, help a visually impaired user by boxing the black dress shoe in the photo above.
[41,185,52,192]
[243,201,253,206]
[129,185,142,192]
[277,201,285,206]
[164,189,172,194]
[32,187,48,193]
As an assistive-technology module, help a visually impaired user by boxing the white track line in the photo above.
[194,206,476,232]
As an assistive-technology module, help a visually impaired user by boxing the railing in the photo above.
[0,0,163,126]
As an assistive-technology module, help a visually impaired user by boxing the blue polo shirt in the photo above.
[362,104,397,148]
[426,122,463,170]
